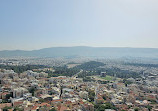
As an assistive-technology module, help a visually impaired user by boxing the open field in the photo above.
[100,75,114,81]
[67,64,81,68]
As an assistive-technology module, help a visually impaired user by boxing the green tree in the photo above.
[3,106,12,111]
[49,108,56,111]
[29,87,36,96]
[134,108,139,111]
[13,107,23,111]
[39,98,45,103]
[146,105,152,111]
[88,90,95,102]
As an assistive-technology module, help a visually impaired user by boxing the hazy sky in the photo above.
[0,0,158,50]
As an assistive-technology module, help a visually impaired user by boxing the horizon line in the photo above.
[1,46,158,51]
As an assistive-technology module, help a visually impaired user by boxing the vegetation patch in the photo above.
[100,75,114,81]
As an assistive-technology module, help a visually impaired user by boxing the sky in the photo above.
[0,0,158,51]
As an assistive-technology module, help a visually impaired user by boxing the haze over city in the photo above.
[0,1,158,111]
[0,0,158,51]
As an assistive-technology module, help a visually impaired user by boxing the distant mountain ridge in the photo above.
[0,46,158,58]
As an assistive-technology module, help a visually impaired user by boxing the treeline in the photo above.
[77,67,141,79]
[75,61,105,70]
[66,61,142,79]
[98,68,141,79]
[44,66,80,77]
[0,65,47,73]
[36,61,105,78]
[78,70,98,78]
[0,61,143,79]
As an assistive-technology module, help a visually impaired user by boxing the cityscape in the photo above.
[0,57,157,111]
[0,0,158,111]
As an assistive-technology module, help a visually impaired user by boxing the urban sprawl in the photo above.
[0,58,157,111]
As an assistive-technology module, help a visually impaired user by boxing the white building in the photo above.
[13,87,28,98]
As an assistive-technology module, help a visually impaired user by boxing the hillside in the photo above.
[0,46,158,58]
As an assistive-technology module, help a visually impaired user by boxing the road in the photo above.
[72,69,83,78]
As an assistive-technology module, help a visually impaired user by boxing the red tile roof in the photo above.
[0,103,12,109]
[32,106,38,110]
[13,101,23,107]
[39,103,51,107]
[58,105,68,111]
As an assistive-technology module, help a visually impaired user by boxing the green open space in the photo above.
[100,75,114,81]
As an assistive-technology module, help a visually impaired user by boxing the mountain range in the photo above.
[0,46,158,58]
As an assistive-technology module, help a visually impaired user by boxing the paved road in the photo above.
[72,69,83,78]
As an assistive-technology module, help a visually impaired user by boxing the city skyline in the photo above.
[0,0,158,50]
